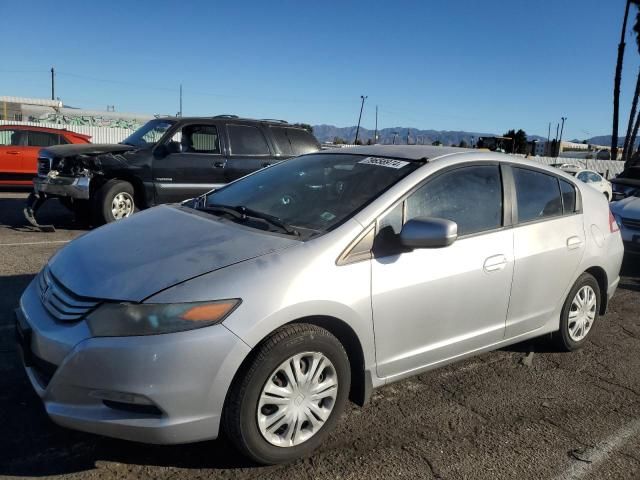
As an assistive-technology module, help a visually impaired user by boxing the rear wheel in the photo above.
[93,180,137,224]
[556,273,600,351]
[223,324,350,464]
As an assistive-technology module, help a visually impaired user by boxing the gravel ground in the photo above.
[1,191,639,480]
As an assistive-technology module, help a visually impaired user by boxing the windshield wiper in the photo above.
[198,204,300,236]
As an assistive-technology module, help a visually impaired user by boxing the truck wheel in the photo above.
[94,180,137,224]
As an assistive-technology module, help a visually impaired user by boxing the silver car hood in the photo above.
[48,205,299,302]
[611,196,640,218]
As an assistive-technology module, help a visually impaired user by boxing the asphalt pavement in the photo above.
[1,191,640,480]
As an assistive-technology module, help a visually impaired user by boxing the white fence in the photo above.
[528,156,625,178]
[0,119,135,144]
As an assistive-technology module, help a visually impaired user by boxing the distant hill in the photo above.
[313,124,545,145]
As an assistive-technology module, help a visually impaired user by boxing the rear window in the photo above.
[513,168,563,223]
[270,127,293,156]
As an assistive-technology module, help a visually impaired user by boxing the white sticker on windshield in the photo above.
[358,157,410,169]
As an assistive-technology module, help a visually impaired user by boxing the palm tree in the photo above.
[625,0,640,166]
[622,68,640,162]
[612,0,632,161]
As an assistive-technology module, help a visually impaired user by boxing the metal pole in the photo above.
[354,95,367,144]
[50,67,55,100]
[554,123,560,157]
[374,105,378,144]
[179,84,183,117]
[546,122,551,156]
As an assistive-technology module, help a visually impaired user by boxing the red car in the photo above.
[0,125,91,186]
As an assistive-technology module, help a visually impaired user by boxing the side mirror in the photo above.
[167,141,181,154]
[154,144,168,158]
[399,217,458,249]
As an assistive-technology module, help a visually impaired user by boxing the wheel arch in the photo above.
[584,266,608,315]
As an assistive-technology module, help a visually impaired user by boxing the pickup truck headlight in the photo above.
[86,299,241,337]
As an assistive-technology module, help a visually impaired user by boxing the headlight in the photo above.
[86,299,241,337]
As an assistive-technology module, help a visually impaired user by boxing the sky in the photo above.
[1,0,639,140]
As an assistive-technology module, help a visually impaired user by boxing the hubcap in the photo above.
[257,352,338,447]
[568,285,597,342]
[111,192,134,219]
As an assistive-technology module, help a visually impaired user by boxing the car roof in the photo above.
[319,145,474,161]
[0,124,89,137]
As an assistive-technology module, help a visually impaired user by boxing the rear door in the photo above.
[505,167,585,337]
[154,123,226,203]
[0,128,26,184]
[224,124,274,182]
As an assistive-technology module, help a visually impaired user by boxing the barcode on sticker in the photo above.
[358,157,409,169]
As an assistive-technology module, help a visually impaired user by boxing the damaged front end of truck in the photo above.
[25,144,136,231]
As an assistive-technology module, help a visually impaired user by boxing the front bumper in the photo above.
[16,278,250,444]
[33,175,91,200]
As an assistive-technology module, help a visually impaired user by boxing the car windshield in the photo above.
[202,153,422,236]
[121,119,175,147]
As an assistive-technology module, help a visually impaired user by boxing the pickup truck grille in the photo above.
[37,157,51,177]
[622,217,640,231]
[38,268,100,322]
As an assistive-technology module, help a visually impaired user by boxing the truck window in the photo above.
[228,125,270,156]
[270,127,293,156]
[285,128,320,155]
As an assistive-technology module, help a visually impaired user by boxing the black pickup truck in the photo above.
[27,116,320,228]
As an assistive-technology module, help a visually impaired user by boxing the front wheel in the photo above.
[223,324,351,464]
[556,273,600,351]
[93,180,137,224]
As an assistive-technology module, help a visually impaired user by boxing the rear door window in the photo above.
[228,125,270,156]
[513,168,563,223]
[26,131,60,147]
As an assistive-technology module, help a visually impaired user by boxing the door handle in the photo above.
[213,161,225,168]
[7,151,20,154]
[483,254,507,272]
[566,236,583,250]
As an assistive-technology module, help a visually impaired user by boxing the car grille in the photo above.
[38,268,100,322]
[621,217,640,231]
[37,157,51,177]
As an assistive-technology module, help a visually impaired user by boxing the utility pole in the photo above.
[354,95,367,144]
[374,105,378,144]
[558,117,567,158]
[50,67,55,100]
[179,84,183,117]
[554,123,560,157]
[546,122,551,156]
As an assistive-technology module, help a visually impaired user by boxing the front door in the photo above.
[154,124,226,203]
[371,164,514,379]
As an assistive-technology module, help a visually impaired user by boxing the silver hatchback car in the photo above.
[16,145,623,464]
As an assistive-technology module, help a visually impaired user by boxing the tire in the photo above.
[93,179,137,225]
[556,273,600,351]
[223,324,351,465]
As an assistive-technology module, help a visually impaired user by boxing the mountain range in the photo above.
[311,124,614,146]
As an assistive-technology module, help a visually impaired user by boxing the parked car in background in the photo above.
[0,125,90,186]
[27,116,320,227]
[611,194,640,254]
[611,166,640,201]
[559,165,612,200]
[16,146,623,464]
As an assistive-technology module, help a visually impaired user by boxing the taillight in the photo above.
[609,210,620,233]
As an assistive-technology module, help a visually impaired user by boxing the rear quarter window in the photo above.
[285,128,320,155]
